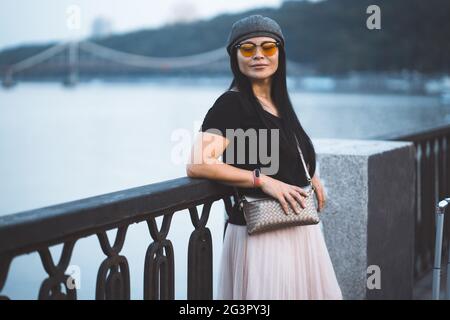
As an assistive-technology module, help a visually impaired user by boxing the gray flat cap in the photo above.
[226,14,285,55]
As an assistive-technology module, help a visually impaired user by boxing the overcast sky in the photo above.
[0,0,285,50]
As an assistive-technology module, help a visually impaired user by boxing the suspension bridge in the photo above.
[0,40,310,88]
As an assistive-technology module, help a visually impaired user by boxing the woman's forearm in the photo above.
[187,160,255,188]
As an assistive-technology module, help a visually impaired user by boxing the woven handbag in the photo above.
[234,136,320,235]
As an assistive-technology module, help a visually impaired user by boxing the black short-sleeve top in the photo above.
[200,90,314,225]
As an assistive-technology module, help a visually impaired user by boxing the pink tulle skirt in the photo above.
[216,222,343,300]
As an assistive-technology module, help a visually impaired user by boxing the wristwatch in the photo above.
[253,168,262,188]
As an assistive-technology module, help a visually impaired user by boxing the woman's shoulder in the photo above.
[207,89,243,115]
[201,89,244,135]
[214,89,241,104]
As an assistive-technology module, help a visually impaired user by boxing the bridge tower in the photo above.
[64,41,79,87]
[2,68,15,89]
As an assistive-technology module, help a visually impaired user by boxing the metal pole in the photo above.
[447,236,450,299]
[433,198,450,300]
[432,210,444,300]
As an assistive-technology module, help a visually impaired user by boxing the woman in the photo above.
[187,15,342,300]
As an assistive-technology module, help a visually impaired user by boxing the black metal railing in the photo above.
[0,178,234,300]
[370,123,450,282]
[1,123,449,299]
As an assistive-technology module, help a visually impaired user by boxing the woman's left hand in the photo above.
[311,174,326,212]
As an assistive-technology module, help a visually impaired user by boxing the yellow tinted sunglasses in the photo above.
[235,41,281,57]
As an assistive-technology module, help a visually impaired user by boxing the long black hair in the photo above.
[227,42,316,179]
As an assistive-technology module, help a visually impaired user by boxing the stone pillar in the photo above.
[314,139,416,299]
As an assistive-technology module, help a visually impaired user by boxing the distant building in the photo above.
[166,2,199,25]
[91,17,113,39]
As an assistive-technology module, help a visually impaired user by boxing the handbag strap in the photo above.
[293,134,313,187]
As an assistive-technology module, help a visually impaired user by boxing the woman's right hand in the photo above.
[260,175,308,215]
